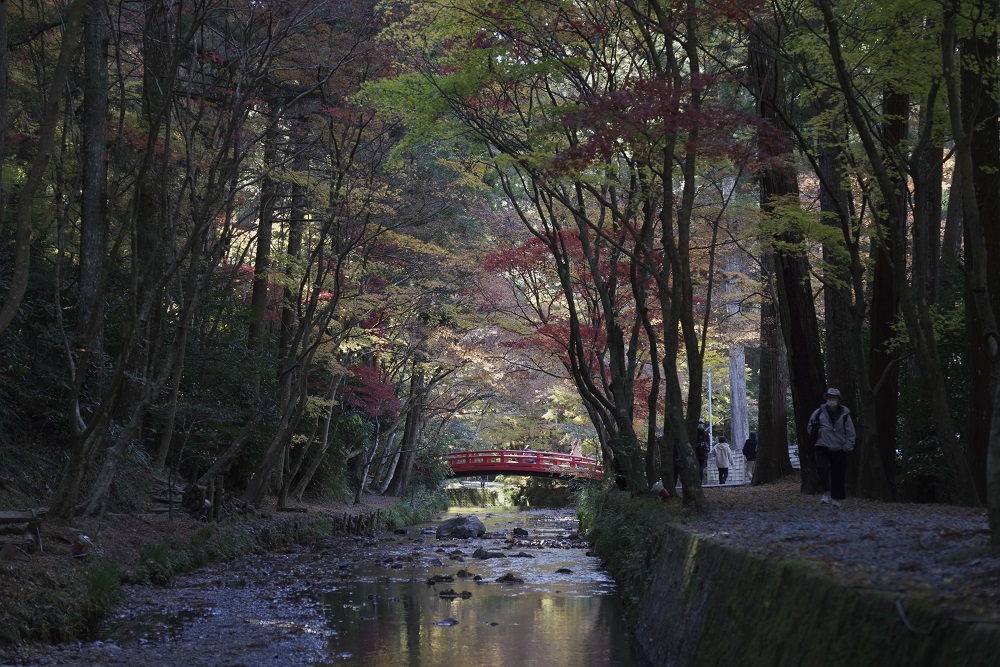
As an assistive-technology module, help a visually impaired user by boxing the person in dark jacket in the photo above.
[807,388,856,507]
[742,432,758,485]
[695,419,710,483]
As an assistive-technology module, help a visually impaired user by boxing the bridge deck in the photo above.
[445,449,603,481]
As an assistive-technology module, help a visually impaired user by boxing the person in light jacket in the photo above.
[807,387,856,507]
[712,436,734,484]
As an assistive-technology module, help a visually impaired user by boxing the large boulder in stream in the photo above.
[436,515,486,539]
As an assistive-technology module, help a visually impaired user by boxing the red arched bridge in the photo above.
[445,450,604,482]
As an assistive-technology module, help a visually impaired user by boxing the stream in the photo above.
[1,506,644,666]
[320,506,642,665]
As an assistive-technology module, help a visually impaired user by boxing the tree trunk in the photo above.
[247,122,279,372]
[749,14,825,493]
[755,257,791,484]
[244,372,308,506]
[385,369,425,497]
[960,7,1000,504]
[78,3,109,352]
[279,417,322,507]
[0,1,8,235]
[0,0,88,334]
[729,346,748,478]
[194,385,280,488]
[823,89,896,502]
[869,209,900,496]
[634,257,662,487]
[279,148,307,360]
[291,378,346,500]
[869,4,982,507]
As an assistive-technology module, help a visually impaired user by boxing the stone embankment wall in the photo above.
[447,487,501,507]
[632,525,1000,666]
[326,509,385,535]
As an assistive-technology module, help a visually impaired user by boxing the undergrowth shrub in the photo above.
[383,486,448,527]
[85,561,123,627]
[577,486,666,615]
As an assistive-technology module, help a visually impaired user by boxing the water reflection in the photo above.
[317,507,642,666]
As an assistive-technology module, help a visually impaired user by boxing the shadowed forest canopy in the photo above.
[1,0,999,552]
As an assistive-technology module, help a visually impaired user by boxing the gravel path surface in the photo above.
[681,478,1000,624]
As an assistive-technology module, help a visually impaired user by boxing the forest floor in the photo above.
[0,472,998,664]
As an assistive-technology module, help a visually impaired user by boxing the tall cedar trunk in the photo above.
[724,254,748,468]
[825,90,896,502]
[869,207,901,495]
[755,256,791,483]
[247,123,279,370]
[78,4,109,355]
[119,0,171,423]
[960,11,1000,503]
[815,0,981,505]
[279,151,307,360]
[819,101,857,483]
[750,17,825,494]
[729,347,748,477]
[867,4,982,507]
[0,1,7,233]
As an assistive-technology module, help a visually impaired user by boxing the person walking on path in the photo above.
[712,436,734,484]
[696,419,710,483]
[807,387,856,507]
[742,432,758,485]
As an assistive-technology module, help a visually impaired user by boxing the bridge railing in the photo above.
[445,449,604,480]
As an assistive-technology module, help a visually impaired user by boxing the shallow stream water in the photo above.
[0,506,643,666]
[321,506,642,666]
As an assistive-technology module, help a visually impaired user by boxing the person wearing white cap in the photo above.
[806,387,856,507]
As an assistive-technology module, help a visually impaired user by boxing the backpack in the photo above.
[809,410,821,446]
